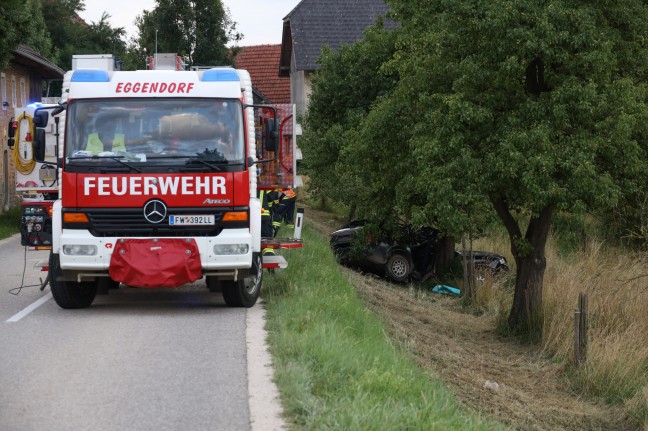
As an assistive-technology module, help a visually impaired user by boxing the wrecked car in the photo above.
[330,221,509,283]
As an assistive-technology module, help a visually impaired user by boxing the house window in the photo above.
[11,76,17,108]
[20,78,26,107]
[1,74,6,112]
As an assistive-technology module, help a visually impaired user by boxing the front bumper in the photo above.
[57,228,253,272]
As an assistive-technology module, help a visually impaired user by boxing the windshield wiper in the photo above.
[184,158,223,171]
[68,156,142,173]
[144,155,227,171]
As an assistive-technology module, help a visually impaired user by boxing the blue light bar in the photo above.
[202,68,239,82]
[27,102,42,109]
[71,69,111,82]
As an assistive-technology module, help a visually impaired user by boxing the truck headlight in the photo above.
[62,244,98,256]
[213,244,249,255]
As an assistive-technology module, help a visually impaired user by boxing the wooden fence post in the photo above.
[574,292,588,367]
[574,308,581,366]
[579,293,588,362]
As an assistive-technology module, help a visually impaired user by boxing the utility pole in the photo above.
[155,29,158,69]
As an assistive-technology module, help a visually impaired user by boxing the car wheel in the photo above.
[385,253,411,283]
[332,246,350,264]
[49,253,97,309]
[222,252,262,307]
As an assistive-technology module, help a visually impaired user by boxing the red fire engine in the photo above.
[8,54,303,309]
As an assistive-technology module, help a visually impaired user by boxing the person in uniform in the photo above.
[272,187,297,237]
[86,117,126,154]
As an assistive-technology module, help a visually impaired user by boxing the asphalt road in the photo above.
[0,234,284,431]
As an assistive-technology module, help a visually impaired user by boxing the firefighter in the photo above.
[267,188,281,217]
[272,187,297,236]
[258,189,275,257]
[86,116,126,154]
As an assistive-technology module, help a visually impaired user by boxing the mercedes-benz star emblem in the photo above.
[143,199,167,224]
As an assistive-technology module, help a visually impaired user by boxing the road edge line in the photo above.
[246,299,287,431]
[6,292,53,323]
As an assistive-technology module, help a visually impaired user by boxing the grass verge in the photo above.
[0,206,20,240]
[470,232,648,428]
[261,225,504,430]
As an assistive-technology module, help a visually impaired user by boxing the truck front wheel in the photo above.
[222,252,262,308]
[49,253,97,309]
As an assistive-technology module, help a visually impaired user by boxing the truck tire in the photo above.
[222,252,262,307]
[206,276,222,292]
[49,253,97,309]
[385,253,411,283]
[97,277,120,294]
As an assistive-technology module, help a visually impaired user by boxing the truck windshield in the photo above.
[65,98,245,167]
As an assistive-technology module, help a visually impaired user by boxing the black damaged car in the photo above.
[330,221,509,283]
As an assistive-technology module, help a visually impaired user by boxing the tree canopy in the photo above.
[302,0,648,335]
[301,22,399,222]
[2,0,239,74]
[0,0,47,68]
[134,0,240,68]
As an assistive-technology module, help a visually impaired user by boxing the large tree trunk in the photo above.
[509,237,548,336]
[491,198,554,337]
[434,235,455,273]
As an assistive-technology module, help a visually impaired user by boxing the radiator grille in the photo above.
[83,208,228,237]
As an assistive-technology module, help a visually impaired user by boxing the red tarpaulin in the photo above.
[109,238,202,288]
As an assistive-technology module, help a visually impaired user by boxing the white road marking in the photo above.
[6,292,53,323]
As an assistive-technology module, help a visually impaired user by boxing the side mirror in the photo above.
[32,110,49,127]
[51,105,65,116]
[32,128,46,162]
[263,118,278,152]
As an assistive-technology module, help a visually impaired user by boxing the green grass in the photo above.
[262,225,504,430]
[0,206,20,240]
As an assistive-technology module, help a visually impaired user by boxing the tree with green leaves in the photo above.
[39,0,129,71]
[301,23,398,221]
[192,0,239,66]
[22,0,58,63]
[304,0,648,337]
[134,0,240,68]
[86,13,127,60]
[0,0,59,68]
[40,0,88,69]
[0,0,27,68]
[367,0,648,336]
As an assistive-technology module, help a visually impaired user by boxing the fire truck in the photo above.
[9,53,303,309]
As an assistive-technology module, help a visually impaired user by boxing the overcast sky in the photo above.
[78,0,302,46]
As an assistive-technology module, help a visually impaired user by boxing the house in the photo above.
[1,45,64,212]
[234,45,290,105]
[279,0,395,115]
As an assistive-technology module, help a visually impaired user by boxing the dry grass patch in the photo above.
[347,269,633,430]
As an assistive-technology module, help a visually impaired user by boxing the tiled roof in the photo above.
[12,44,64,79]
[281,0,396,72]
[235,45,290,104]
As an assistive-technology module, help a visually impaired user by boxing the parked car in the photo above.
[330,221,509,283]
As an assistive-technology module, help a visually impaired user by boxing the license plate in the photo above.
[169,215,215,226]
